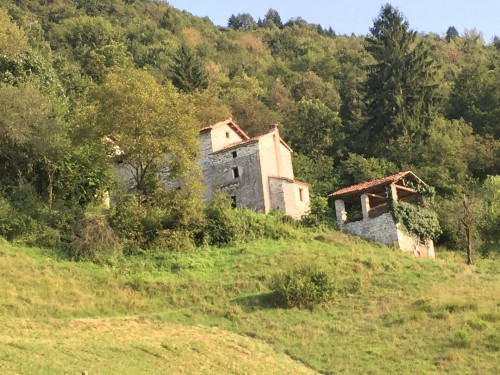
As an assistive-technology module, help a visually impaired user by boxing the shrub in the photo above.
[69,212,122,263]
[150,229,195,253]
[270,266,335,309]
[203,192,239,246]
[202,191,306,246]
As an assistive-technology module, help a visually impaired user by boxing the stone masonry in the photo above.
[198,119,310,219]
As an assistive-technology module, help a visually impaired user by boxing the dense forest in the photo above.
[0,0,498,258]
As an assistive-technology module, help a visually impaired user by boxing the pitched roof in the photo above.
[328,171,426,198]
[200,118,250,140]
[207,121,294,153]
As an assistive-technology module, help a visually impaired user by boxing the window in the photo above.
[225,132,230,138]
[232,151,237,158]
[230,196,237,208]
[299,188,304,201]
[232,167,239,178]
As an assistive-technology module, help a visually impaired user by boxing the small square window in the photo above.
[225,132,230,138]
[232,151,237,158]
[232,167,239,178]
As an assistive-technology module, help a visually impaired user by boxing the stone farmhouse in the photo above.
[328,171,435,258]
[197,119,310,219]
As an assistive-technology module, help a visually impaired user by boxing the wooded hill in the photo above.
[0,0,498,255]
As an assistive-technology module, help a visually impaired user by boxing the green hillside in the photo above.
[1,234,499,374]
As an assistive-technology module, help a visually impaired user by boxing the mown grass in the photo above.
[1,233,499,374]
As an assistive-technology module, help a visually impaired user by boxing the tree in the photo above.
[171,44,208,93]
[284,98,342,158]
[478,175,500,253]
[445,26,459,43]
[364,4,439,152]
[263,9,283,29]
[227,13,257,30]
[0,8,28,57]
[91,69,201,197]
[460,194,479,265]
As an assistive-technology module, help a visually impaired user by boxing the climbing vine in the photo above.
[386,184,441,242]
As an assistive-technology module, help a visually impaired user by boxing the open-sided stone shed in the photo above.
[328,171,435,258]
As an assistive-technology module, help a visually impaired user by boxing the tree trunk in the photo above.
[462,194,473,265]
[465,225,473,265]
[48,170,54,214]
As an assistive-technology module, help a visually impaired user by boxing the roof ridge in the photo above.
[328,171,422,198]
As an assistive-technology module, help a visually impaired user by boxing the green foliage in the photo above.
[270,266,335,309]
[479,175,500,252]
[69,210,122,263]
[171,44,208,93]
[0,8,28,57]
[339,153,398,187]
[227,13,257,30]
[364,5,440,152]
[387,184,442,241]
[284,98,342,158]
[450,329,471,348]
[202,192,305,246]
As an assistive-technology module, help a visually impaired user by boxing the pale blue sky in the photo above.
[166,0,499,43]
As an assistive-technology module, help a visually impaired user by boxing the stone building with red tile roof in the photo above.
[328,171,435,258]
[198,119,310,219]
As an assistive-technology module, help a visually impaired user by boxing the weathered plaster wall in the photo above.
[279,143,294,179]
[258,135,279,213]
[202,142,265,212]
[397,229,435,259]
[341,212,399,245]
[294,184,310,217]
[269,177,310,219]
[210,124,244,152]
[269,178,287,212]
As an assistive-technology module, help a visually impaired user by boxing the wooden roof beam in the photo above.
[366,193,386,200]
[395,185,417,193]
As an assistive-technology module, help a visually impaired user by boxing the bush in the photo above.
[150,229,195,253]
[202,191,306,246]
[69,212,122,263]
[203,192,239,246]
[270,266,335,309]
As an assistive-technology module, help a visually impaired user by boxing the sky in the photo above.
[166,0,499,43]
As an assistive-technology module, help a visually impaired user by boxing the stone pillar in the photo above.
[334,199,347,227]
[361,193,370,220]
[389,183,398,203]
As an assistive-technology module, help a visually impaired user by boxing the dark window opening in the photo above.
[231,196,237,208]
[232,151,237,158]
[299,188,304,201]
[225,132,230,138]
[232,167,239,178]
[345,199,363,223]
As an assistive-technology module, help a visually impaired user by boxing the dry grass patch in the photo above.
[0,317,315,375]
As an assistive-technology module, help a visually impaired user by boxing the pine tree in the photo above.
[171,44,208,93]
[364,4,439,153]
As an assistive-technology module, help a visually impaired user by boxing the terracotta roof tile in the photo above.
[328,171,425,198]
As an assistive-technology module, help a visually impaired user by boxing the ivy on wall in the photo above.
[386,184,442,241]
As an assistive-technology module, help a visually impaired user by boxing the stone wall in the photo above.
[341,212,399,245]
[397,229,435,259]
[202,141,265,212]
[269,177,310,219]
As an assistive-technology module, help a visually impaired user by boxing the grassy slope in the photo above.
[0,233,499,374]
